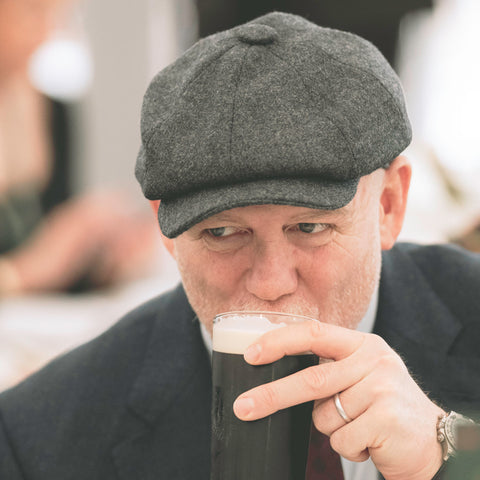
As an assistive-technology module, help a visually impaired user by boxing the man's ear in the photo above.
[149,200,160,215]
[379,155,412,250]
[148,200,176,258]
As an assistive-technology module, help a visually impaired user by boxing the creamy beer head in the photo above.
[213,313,285,354]
[213,311,315,355]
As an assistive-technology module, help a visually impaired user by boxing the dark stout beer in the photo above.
[210,312,317,480]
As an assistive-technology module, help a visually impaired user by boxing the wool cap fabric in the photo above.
[135,11,412,238]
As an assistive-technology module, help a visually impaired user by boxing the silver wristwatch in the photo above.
[437,411,476,461]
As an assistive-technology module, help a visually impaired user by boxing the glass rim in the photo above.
[213,310,317,323]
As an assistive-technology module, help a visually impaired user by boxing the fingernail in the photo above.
[244,344,261,363]
[233,397,254,419]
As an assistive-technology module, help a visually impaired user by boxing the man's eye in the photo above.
[297,223,327,234]
[207,227,236,237]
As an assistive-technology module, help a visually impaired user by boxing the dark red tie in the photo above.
[305,426,345,480]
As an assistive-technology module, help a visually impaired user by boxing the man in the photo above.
[1,11,479,480]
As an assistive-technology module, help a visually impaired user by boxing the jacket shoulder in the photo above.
[386,243,480,332]
[393,242,480,296]
[1,290,171,401]
[0,286,185,478]
[396,242,480,276]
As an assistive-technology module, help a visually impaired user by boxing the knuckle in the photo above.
[311,405,322,425]
[329,431,344,455]
[379,402,403,428]
[371,380,390,398]
[374,352,397,370]
[311,400,329,426]
[366,333,389,351]
[378,352,406,373]
[330,430,363,461]
[301,365,328,394]
[371,379,398,401]
[259,383,280,409]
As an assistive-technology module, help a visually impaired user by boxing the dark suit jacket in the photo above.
[1,243,479,479]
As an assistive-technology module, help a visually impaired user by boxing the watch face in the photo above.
[457,423,480,452]
[445,413,476,450]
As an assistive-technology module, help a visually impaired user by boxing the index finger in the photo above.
[244,320,365,365]
[233,353,367,421]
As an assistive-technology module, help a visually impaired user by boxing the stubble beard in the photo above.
[328,246,382,330]
[177,246,382,336]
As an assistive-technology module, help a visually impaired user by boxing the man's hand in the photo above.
[233,321,445,480]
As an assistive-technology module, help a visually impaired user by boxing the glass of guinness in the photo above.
[210,311,318,480]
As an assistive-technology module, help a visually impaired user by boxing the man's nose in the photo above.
[245,239,298,302]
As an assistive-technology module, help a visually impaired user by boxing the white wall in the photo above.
[76,0,195,195]
[78,0,151,193]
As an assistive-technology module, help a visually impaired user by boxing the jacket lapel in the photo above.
[375,246,462,405]
[111,285,212,480]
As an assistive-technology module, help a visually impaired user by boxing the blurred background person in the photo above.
[0,0,175,390]
[0,0,158,296]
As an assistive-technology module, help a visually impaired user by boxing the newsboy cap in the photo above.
[135,11,412,238]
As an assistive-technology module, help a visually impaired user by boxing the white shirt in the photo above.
[341,287,379,480]
[200,287,380,480]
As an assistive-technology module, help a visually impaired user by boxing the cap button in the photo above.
[237,24,278,45]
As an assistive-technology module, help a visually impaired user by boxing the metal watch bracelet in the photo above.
[437,411,476,462]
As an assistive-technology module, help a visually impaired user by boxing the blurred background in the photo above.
[0,0,479,392]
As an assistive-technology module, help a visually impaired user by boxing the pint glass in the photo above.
[210,311,318,480]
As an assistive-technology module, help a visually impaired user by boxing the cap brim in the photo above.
[158,177,359,238]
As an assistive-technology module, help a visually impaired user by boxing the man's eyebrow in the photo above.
[294,208,351,222]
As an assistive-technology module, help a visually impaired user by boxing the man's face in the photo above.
[167,170,390,333]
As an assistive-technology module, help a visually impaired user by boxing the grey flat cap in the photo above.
[136,11,412,238]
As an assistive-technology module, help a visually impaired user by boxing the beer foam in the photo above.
[213,314,286,354]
